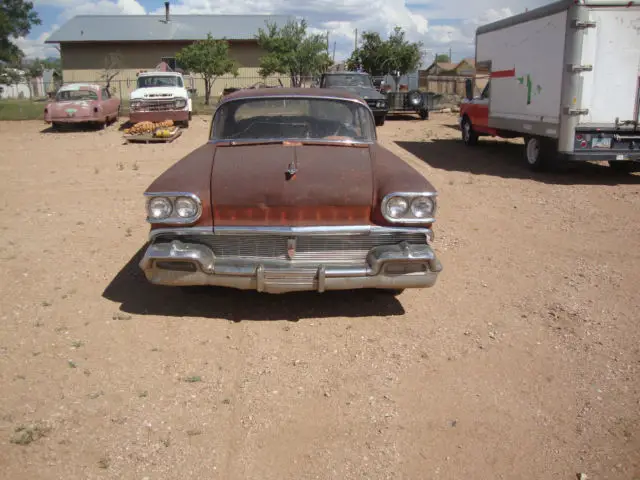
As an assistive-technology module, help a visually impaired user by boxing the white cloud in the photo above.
[15,27,61,59]
[24,0,551,63]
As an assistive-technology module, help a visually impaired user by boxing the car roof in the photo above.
[58,83,101,92]
[323,71,370,75]
[220,88,367,105]
[138,71,181,76]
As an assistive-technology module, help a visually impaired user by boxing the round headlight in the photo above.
[408,91,422,106]
[175,196,198,218]
[386,196,409,218]
[175,98,187,108]
[410,196,435,218]
[148,197,172,220]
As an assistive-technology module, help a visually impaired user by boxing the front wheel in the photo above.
[419,109,429,120]
[524,136,554,171]
[461,117,478,146]
[377,289,405,296]
[188,111,192,121]
[608,161,637,173]
[375,115,386,126]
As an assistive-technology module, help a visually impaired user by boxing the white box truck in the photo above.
[459,0,640,172]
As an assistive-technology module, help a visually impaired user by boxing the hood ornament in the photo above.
[285,158,298,180]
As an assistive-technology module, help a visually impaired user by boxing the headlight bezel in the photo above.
[174,98,187,109]
[145,192,202,224]
[381,192,437,224]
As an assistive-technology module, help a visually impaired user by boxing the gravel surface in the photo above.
[0,115,638,479]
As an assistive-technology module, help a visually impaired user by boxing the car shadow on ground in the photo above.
[102,245,406,322]
[40,123,107,134]
[396,133,640,186]
[386,113,422,121]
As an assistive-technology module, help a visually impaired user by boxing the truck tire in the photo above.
[608,161,637,173]
[461,117,478,146]
[375,115,386,126]
[419,108,429,120]
[524,136,554,171]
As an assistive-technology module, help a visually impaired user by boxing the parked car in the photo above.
[139,88,442,295]
[44,83,120,129]
[320,72,389,126]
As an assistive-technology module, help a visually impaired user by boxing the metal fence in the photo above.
[18,74,316,101]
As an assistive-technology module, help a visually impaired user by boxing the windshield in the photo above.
[211,97,376,143]
[324,74,373,88]
[56,89,98,101]
[137,75,183,88]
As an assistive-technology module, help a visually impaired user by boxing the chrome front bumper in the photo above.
[139,238,442,294]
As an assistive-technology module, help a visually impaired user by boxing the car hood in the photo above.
[211,144,373,226]
[330,86,385,100]
[130,87,185,100]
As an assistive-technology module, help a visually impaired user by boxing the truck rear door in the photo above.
[579,5,640,127]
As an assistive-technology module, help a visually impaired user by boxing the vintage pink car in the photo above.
[44,83,121,129]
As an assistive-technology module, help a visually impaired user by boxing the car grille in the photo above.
[136,100,175,112]
[366,99,379,108]
[176,232,427,266]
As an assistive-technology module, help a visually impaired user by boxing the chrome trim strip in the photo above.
[380,192,438,225]
[144,192,202,225]
[148,225,432,240]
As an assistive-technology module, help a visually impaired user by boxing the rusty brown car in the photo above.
[139,88,442,294]
[44,83,120,129]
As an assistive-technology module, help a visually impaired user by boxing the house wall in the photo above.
[59,41,272,98]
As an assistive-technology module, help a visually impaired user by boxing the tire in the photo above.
[375,115,386,126]
[608,161,637,173]
[377,289,405,296]
[51,122,61,131]
[524,135,554,171]
[180,120,189,128]
[461,116,478,146]
[419,109,429,120]
[188,111,192,121]
[180,286,210,294]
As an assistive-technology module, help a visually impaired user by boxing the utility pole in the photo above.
[449,47,452,62]
[354,29,358,50]
[326,31,329,54]
[332,42,336,63]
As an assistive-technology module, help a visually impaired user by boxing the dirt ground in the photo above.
[0,114,638,480]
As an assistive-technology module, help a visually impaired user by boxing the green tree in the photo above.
[21,57,43,97]
[346,27,423,87]
[256,20,332,87]
[176,34,238,105]
[0,0,41,63]
[436,54,450,62]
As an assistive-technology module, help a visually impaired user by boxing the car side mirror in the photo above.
[464,79,474,100]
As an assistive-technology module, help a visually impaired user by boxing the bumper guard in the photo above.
[140,239,442,294]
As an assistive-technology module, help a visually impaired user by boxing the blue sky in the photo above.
[20,0,550,62]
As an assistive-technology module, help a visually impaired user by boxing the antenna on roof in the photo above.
[164,1,170,23]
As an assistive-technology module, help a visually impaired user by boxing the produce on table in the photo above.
[124,120,175,136]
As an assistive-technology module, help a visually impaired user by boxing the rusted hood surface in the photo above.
[211,144,373,226]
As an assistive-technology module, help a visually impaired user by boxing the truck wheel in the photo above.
[608,161,636,173]
[180,120,189,128]
[461,117,478,146]
[419,109,429,120]
[188,111,192,121]
[375,115,386,126]
[524,136,553,171]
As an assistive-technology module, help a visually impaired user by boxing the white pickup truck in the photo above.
[129,71,192,127]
